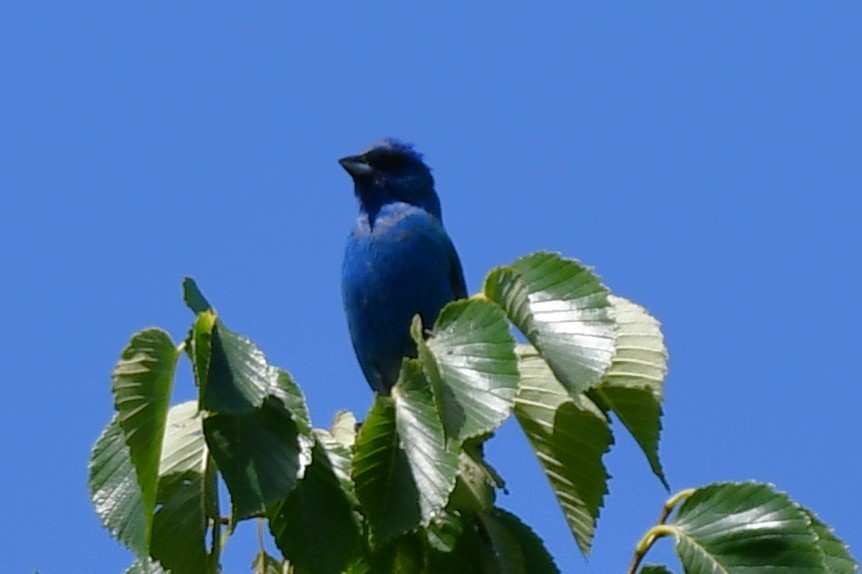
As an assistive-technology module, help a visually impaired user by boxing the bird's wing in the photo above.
[447,239,468,299]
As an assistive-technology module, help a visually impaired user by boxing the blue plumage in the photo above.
[340,139,467,394]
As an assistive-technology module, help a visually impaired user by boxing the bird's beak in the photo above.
[338,155,374,178]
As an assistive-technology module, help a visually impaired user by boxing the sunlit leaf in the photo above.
[591,295,668,487]
[252,551,284,574]
[330,410,358,449]
[802,508,858,574]
[513,344,612,555]
[484,252,615,395]
[417,299,519,441]
[124,557,167,574]
[112,328,178,546]
[392,359,459,524]
[313,428,356,504]
[669,482,824,573]
[89,417,147,557]
[150,401,214,574]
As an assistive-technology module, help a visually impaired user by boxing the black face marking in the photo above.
[364,148,412,172]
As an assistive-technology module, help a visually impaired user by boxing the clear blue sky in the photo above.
[2,3,859,573]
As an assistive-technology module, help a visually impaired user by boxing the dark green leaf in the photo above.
[89,417,148,557]
[669,482,823,573]
[369,534,425,574]
[426,510,465,553]
[591,295,668,487]
[352,396,421,545]
[205,396,302,522]
[448,450,496,513]
[417,299,519,441]
[802,508,858,573]
[392,359,459,524]
[201,321,278,414]
[112,328,178,545]
[426,516,482,574]
[150,401,213,574]
[640,566,673,574]
[343,558,372,574]
[182,277,213,314]
[491,508,559,574]
[513,345,612,555]
[269,440,362,574]
[271,368,313,436]
[271,367,315,477]
[476,511,526,574]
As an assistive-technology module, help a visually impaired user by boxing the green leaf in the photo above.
[426,510,465,553]
[591,295,668,487]
[426,517,482,574]
[204,396,302,523]
[269,440,362,574]
[483,252,615,395]
[369,534,426,574]
[252,551,284,574]
[201,320,279,414]
[417,299,519,441]
[89,417,148,557]
[187,310,216,390]
[513,344,612,555]
[802,508,858,574]
[343,559,372,574]
[669,482,824,573]
[491,508,559,574]
[124,557,167,574]
[112,328,178,546]
[639,566,673,574]
[476,511,526,574]
[182,277,213,314]
[330,410,358,449]
[150,401,214,574]
[353,396,421,545]
[270,368,313,437]
[448,449,496,513]
[313,427,356,504]
[392,359,459,524]
[344,558,371,574]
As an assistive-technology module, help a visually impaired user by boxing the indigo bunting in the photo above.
[340,139,467,394]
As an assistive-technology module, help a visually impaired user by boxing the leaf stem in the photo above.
[659,488,695,523]
[626,524,676,574]
[626,488,693,574]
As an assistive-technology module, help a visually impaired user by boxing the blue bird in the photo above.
[340,139,467,395]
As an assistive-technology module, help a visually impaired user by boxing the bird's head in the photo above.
[339,139,442,220]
